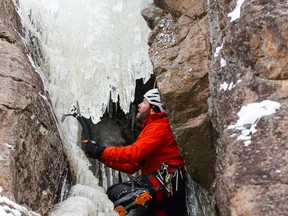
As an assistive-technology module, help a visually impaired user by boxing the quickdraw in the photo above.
[154,163,184,197]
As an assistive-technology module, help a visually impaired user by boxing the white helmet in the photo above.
[144,88,165,112]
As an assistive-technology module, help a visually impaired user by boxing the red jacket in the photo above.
[100,112,185,176]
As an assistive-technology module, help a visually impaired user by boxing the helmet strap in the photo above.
[148,105,154,115]
[151,105,161,113]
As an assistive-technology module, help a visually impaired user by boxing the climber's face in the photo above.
[136,98,151,121]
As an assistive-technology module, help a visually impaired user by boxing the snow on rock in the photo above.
[214,43,223,57]
[220,58,227,67]
[228,0,246,22]
[227,100,281,146]
[0,188,40,216]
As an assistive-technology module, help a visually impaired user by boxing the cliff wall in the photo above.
[144,0,288,215]
[0,0,68,214]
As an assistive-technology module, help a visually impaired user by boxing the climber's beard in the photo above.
[136,109,150,122]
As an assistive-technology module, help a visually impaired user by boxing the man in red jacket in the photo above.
[84,88,187,216]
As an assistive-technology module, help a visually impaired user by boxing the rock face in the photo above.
[208,0,288,215]
[0,0,69,214]
[142,0,216,189]
[144,0,288,215]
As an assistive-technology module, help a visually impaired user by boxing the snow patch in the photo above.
[227,100,281,146]
[214,43,223,57]
[0,196,40,216]
[228,0,246,22]
[39,93,48,101]
[27,54,37,69]
[5,143,13,149]
[220,82,229,91]
[39,125,48,135]
[220,58,227,67]
[220,80,242,91]
[220,81,235,91]
[228,82,235,90]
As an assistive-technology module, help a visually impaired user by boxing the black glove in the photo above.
[83,140,105,159]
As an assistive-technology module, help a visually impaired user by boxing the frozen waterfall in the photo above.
[18,0,153,123]
[16,0,153,215]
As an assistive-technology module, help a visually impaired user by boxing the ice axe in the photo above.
[61,106,93,143]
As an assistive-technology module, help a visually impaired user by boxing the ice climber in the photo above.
[84,88,187,216]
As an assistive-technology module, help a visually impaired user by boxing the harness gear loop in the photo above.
[154,163,184,197]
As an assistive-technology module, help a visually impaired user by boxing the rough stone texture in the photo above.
[208,0,288,215]
[144,0,288,215]
[1,0,288,215]
[143,1,216,188]
[0,0,69,214]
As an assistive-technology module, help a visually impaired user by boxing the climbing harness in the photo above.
[147,163,184,199]
[107,163,185,216]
